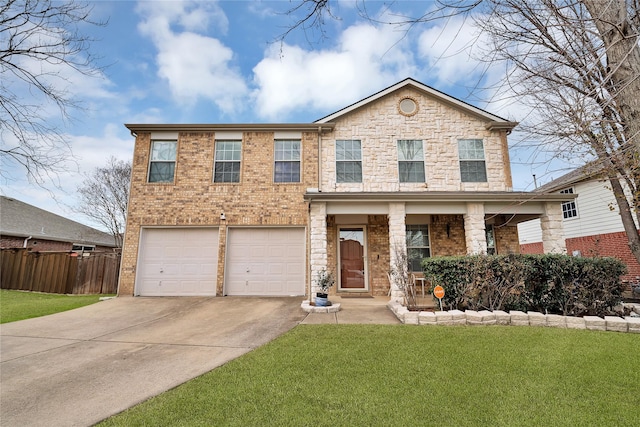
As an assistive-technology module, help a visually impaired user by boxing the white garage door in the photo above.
[136,228,218,296]
[225,228,305,296]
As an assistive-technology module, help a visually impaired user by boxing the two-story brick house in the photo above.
[118,78,570,299]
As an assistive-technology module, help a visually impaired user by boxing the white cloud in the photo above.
[416,16,489,87]
[252,22,416,120]
[136,0,246,113]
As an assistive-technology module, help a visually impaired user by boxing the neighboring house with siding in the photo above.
[118,78,570,299]
[0,196,117,252]
[518,163,640,282]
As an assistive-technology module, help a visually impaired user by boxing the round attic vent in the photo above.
[399,97,418,116]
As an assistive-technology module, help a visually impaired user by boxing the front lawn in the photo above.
[0,289,109,323]
[101,325,639,426]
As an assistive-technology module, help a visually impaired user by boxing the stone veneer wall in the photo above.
[541,202,567,254]
[119,131,318,296]
[320,87,512,193]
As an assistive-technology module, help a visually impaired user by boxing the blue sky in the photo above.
[1,0,575,230]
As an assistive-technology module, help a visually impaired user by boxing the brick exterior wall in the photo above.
[566,232,640,282]
[119,131,318,296]
[1,236,71,251]
[520,242,544,254]
[367,215,391,296]
[519,232,639,282]
[430,215,466,256]
[495,225,521,255]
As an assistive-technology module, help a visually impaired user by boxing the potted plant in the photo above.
[314,268,335,307]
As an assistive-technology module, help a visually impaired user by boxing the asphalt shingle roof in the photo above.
[0,196,116,247]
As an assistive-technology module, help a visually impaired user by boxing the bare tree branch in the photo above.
[280,0,640,263]
[0,0,106,186]
[75,157,131,248]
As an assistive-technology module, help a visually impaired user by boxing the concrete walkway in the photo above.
[1,295,397,426]
[301,296,401,325]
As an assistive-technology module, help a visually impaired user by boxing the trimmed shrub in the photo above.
[421,254,626,316]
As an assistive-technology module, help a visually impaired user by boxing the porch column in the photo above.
[541,201,566,254]
[464,202,487,255]
[388,202,406,302]
[310,202,328,297]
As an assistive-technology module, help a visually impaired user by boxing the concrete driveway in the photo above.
[0,296,306,427]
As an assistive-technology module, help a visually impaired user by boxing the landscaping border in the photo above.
[387,301,640,333]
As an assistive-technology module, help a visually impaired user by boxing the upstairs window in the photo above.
[214,140,241,183]
[274,140,301,182]
[559,187,578,218]
[398,140,425,183]
[406,225,431,272]
[458,139,487,182]
[148,140,177,183]
[336,140,362,183]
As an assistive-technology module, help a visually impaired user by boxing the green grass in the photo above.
[100,325,640,427]
[0,289,109,323]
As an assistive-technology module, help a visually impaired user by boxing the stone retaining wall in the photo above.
[387,301,640,333]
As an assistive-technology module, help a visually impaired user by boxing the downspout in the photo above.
[317,126,322,190]
[23,236,32,248]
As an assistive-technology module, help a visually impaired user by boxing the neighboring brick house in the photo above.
[119,78,570,299]
[0,196,117,252]
[519,163,640,282]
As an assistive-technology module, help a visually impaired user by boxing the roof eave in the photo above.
[303,191,575,203]
[124,123,335,133]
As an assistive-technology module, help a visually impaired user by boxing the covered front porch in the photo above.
[305,191,573,302]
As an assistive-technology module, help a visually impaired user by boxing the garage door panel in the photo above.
[136,228,218,296]
[226,228,305,296]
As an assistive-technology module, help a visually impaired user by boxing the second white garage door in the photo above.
[136,228,218,296]
[225,228,305,296]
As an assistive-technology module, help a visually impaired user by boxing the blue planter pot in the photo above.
[315,296,329,306]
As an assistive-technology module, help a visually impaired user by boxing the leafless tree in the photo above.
[281,0,640,264]
[76,157,131,248]
[0,0,105,185]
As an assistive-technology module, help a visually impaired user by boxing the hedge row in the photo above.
[421,254,627,317]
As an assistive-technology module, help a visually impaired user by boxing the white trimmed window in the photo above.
[560,188,578,218]
[458,139,487,182]
[214,140,241,183]
[398,140,425,183]
[406,225,431,272]
[336,140,362,183]
[274,140,301,182]
[148,140,177,183]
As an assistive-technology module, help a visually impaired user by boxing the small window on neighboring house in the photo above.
[214,140,241,183]
[274,140,301,182]
[406,225,431,272]
[458,139,487,182]
[72,244,95,254]
[398,140,426,183]
[336,140,362,183]
[486,225,496,255]
[560,187,578,218]
[148,141,177,183]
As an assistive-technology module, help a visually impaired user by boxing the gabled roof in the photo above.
[535,161,605,193]
[0,196,116,247]
[314,77,518,130]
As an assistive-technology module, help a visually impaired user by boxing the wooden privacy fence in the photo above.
[1,249,121,294]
